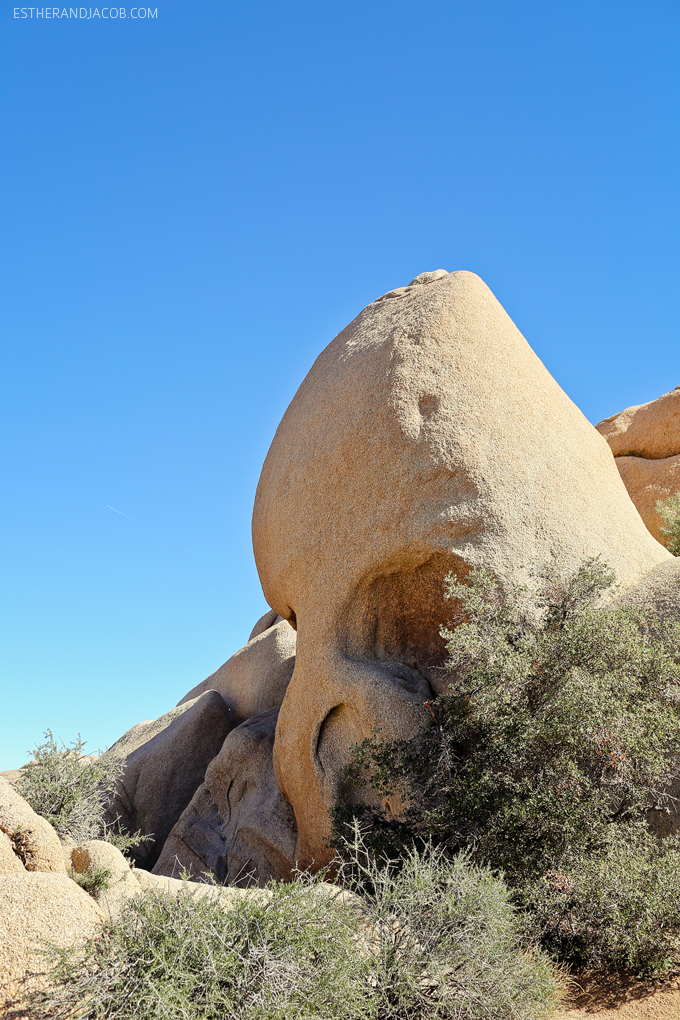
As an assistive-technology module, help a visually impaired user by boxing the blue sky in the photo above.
[1,0,679,768]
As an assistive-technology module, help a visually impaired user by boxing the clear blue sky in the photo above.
[2,0,679,769]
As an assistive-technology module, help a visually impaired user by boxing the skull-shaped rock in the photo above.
[252,270,670,869]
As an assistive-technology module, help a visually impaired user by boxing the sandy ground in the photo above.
[559,971,680,1019]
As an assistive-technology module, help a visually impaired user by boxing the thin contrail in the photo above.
[107,505,132,520]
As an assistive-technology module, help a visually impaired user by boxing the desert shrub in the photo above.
[333,558,680,972]
[27,844,563,1020]
[338,823,563,1020]
[71,864,113,896]
[656,491,680,555]
[17,730,143,852]
[27,876,375,1020]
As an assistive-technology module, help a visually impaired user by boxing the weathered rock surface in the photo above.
[0,872,104,1013]
[248,608,284,642]
[178,618,297,721]
[253,269,671,868]
[0,776,67,875]
[103,690,234,869]
[153,707,297,886]
[0,828,25,874]
[596,386,680,460]
[618,557,680,623]
[596,388,680,545]
[71,839,140,918]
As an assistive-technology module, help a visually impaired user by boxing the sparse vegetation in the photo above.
[333,558,680,973]
[656,491,680,555]
[71,864,113,896]
[27,838,562,1020]
[17,730,144,853]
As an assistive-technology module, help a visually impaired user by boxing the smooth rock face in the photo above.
[253,269,671,868]
[71,839,140,918]
[103,690,234,869]
[248,608,284,642]
[0,776,67,874]
[153,708,297,887]
[596,386,680,459]
[596,388,680,545]
[0,872,104,1011]
[178,618,297,721]
[614,455,680,544]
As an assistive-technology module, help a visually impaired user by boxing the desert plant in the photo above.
[656,490,680,555]
[18,730,144,852]
[72,864,113,896]
[27,876,376,1020]
[337,822,563,1020]
[26,843,563,1020]
[333,558,680,972]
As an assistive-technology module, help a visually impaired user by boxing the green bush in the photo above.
[338,823,562,1020]
[656,490,680,555]
[28,876,374,1020]
[17,730,143,853]
[333,558,680,972]
[71,864,113,896]
[27,841,562,1020]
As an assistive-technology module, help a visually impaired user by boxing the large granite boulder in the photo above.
[103,690,234,868]
[153,707,297,887]
[0,776,67,875]
[0,872,104,1012]
[596,387,680,545]
[177,617,296,722]
[252,269,671,869]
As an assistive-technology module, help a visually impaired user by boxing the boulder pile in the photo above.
[80,270,673,885]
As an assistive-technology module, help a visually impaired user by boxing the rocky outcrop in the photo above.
[71,839,140,918]
[0,872,104,1013]
[0,776,67,875]
[177,617,296,721]
[596,387,680,545]
[252,269,671,869]
[618,557,680,623]
[153,707,297,886]
[103,690,234,868]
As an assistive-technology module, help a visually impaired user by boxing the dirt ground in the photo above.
[559,971,680,1019]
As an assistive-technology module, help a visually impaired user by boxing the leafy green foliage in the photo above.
[26,839,562,1020]
[656,491,680,555]
[17,730,145,852]
[333,558,680,972]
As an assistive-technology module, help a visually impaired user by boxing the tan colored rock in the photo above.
[0,776,67,875]
[59,832,78,870]
[71,839,139,918]
[102,690,234,869]
[0,828,24,873]
[134,867,271,907]
[0,872,104,1013]
[596,388,680,545]
[619,556,680,622]
[596,386,680,460]
[612,454,680,544]
[253,269,671,869]
[178,618,297,721]
[0,767,25,788]
[248,608,284,642]
[153,708,297,887]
